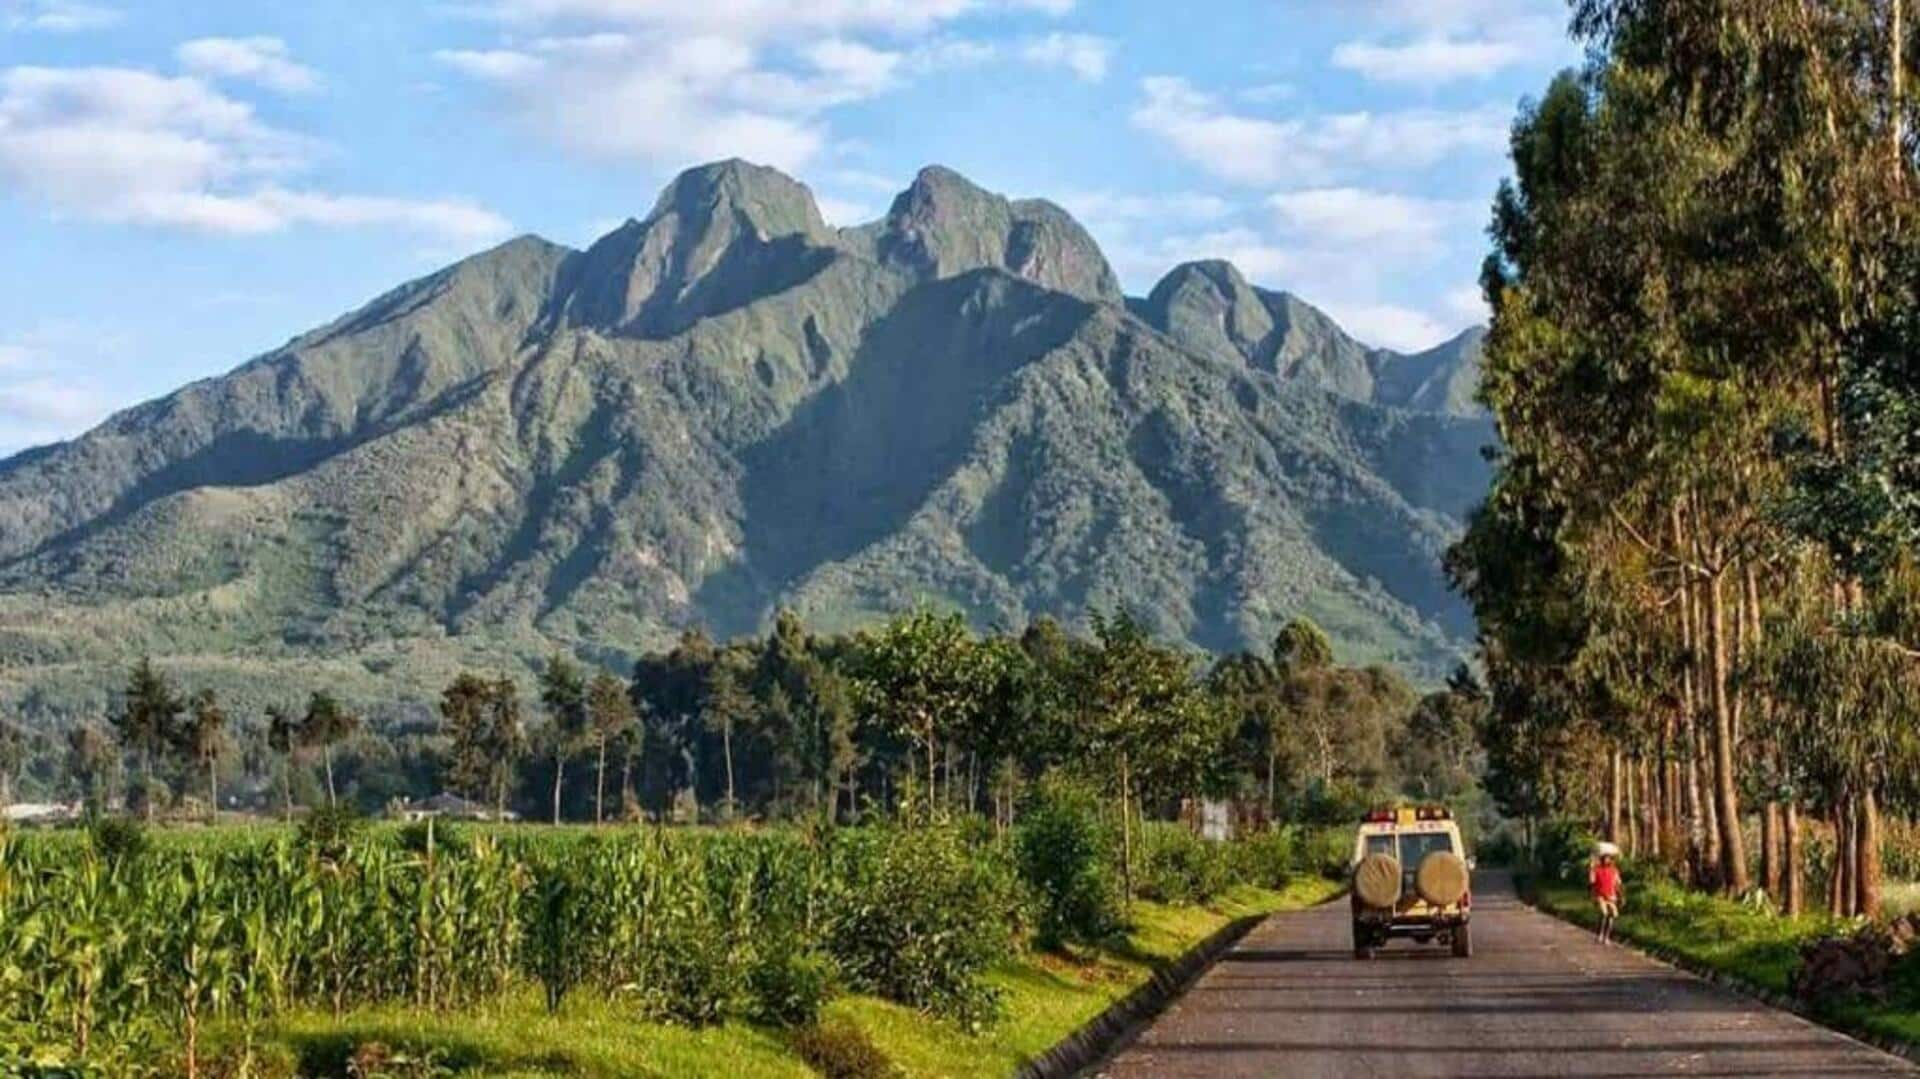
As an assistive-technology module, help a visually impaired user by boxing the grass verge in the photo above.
[225,876,1342,1077]
[1527,873,1920,1051]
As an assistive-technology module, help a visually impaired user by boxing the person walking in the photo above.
[1590,842,1624,945]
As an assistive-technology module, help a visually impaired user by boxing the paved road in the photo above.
[1101,872,1915,1077]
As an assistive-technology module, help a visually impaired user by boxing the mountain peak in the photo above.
[648,158,829,241]
[553,159,836,335]
[866,164,1122,303]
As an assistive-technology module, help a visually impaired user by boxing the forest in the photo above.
[1453,0,1920,918]
[2,609,1482,839]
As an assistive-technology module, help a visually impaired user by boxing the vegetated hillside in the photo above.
[0,160,1490,723]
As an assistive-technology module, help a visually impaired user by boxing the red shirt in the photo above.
[1591,863,1622,901]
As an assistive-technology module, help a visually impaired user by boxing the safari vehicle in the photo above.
[1350,806,1473,959]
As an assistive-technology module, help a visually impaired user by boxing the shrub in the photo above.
[1296,825,1353,880]
[789,1019,902,1079]
[85,814,150,866]
[1015,775,1123,948]
[1535,819,1599,882]
[1225,828,1297,890]
[396,819,468,860]
[825,824,1017,1030]
[296,804,365,861]
[1139,823,1231,905]
[748,945,833,1027]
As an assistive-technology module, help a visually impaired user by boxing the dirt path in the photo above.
[1099,872,1915,1077]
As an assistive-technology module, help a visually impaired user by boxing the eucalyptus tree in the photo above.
[112,657,184,820]
[850,607,997,818]
[265,705,299,820]
[584,671,636,825]
[183,688,227,818]
[299,691,359,810]
[538,654,589,825]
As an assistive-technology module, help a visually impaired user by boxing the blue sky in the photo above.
[0,0,1578,456]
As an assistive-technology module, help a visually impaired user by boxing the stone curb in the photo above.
[1015,906,1275,1078]
[1518,884,1920,1070]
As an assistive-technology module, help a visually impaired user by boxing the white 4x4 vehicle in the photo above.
[1350,806,1473,959]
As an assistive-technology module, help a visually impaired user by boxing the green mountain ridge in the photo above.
[0,159,1490,724]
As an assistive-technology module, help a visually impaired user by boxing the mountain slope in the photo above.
[0,160,1489,723]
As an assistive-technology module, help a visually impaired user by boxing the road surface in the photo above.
[1100,872,1915,1077]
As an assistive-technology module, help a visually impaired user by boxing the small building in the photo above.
[395,793,516,822]
[4,802,80,827]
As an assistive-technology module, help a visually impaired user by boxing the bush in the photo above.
[748,945,833,1027]
[1224,828,1297,890]
[296,804,365,861]
[1015,775,1123,948]
[85,814,150,866]
[789,1020,902,1079]
[396,819,468,860]
[1535,819,1599,882]
[1296,825,1353,880]
[825,824,1017,1030]
[1139,823,1231,905]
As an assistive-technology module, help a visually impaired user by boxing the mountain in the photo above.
[0,160,1490,723]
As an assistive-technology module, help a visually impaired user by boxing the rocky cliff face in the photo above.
[0,160,1488,722]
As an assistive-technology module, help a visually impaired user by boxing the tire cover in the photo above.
[1353,853,1402,909]
[1415,850,1469,906]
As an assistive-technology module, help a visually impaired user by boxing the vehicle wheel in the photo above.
[1451,923,1472,958]
[1352,922,1374,959]
[1354,944,1374,959]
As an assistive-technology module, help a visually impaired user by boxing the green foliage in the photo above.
[84,814,149,866]
[1137,823,1233,905]
[824,824,1019,1031]
[1014,774,1123,949]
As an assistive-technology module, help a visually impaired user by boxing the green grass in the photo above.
[223,876,1342,1078]
[1530,872,1920,1048]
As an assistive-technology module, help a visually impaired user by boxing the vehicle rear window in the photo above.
[1398,832,1455,864]
[1364,835,1395,857]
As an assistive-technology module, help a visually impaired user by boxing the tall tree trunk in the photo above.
[1761,800,1781,903]
[1834,805,1856,917]
[281,757,293,822]
[1606,747,1623,844]
[207,759,218,822]
[551,750,564,826]
[1265,747,1277,817]
[722,721,735,822]
[1784,800,1803,916]
[1119,750,1134,904]
[619,750,634,822]
[1705,569,1748,892]
[323,744,336,810]
[594,736,607,826]
[1857,789,1883,919]
[1625,755,1639,858]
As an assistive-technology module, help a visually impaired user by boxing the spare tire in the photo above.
[1415,850,1470,906]
[1352,852,1402,909]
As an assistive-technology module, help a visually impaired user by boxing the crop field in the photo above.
[0,815,1345,1076]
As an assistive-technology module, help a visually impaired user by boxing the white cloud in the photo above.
[177,36,320,95]
[815,194,877,225]
[1329,0,1570,84]
[1331,36,1525,83]
[0,335,113,454]
[1319,300,1452,352]
[1056,189,1231,225]
[434,34,832,171]
[439,1,1089,172]
[1444,282,1488,323]
[1267,187,1472,251]
[473,0,1073,36]
[3,0,118,32]
[1019,32,1111,82]
[0,65,510,243]
[1131,76,1507,186]
[1238,82,1295,104]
